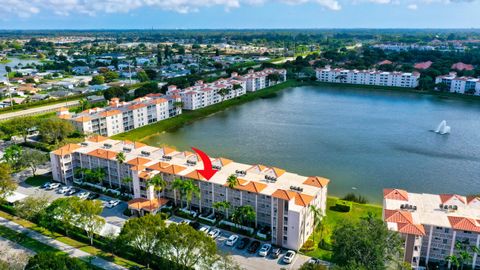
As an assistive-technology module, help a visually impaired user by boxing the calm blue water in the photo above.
[144,85,480,203]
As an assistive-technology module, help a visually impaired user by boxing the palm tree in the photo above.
[116,152,126,164]
[171,178,185,208]
[121,177,133,193]
[232,205,256,229]
[147,174,167,199]
[226,174,239,189]
[446,254,460,270]
[213,201,231,218]
[183,179,200,210]
[309,205,323,245]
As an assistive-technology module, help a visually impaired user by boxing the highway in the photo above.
[0,100,80,121]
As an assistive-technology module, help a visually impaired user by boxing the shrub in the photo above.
[300,239,315,252]
[122,208,132,217]
[342,193,368,204]
[331,200,352,213]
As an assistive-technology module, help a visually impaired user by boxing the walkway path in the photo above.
[0,100,79,121]
[0,217,126,270]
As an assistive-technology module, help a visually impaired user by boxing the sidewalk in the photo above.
[0,217,126,270]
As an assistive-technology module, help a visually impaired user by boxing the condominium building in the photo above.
[57,94,182,137]
[166,68,287,110]
[383,189,480,269]
[316,66,420,88]
[435,72,480,95]
[50,136,329,250]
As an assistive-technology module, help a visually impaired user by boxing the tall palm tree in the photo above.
[446,254,460,270]
[309,205,323,245]
[171,178,185,208]
[213,201,231,218]
[183,179,200,210]
[121,177,133,193]
[147,174,167,199]
[226,174,239,189]
[116,152,126,164]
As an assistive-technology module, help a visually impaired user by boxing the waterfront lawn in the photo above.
[25,175,51,187]
[111,80,301,141]
[303,197,382,261]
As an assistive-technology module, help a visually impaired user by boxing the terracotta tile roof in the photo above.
[57,107,69,112]
[130,165,145,171]
[185,170,206,181]
[58,114,71,120]
[271,189,296,201]
[99,110,122,117]
[272,167,285,177]
[139,171,152,179]
[223,178,248,188]
[448,216,480,233]
[147,162,171,171]
[128,197,169,212]
[160,146,176,155]
[303,176,330,188]
[451,62,474,71]
[126,157,151,166]
[213,157,233,166]
[466,196,480,204]
[73,116,91,123]
[128,103,147,110]
[294,193,314,207]
[150,98,168,105]
[383,188,409,201]
[52,144,81,156]
[378,60,393,66]
[439,194,466,204]
[384,210,413,224]
[122,140,147,149]
[234,181,267,194]
[414,61,433,70]
[156,164,186,175]
[87,135,109,143]
[397,223,426,236]
[87,149,118,160]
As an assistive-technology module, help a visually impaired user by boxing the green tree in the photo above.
[0,163,17,201]
[115,152,126,164]
[331,214,403,270]
[25,252,90,270]
[20,149,47,176]
[77,199,105,245]
[37,118,75,144]
[147,174,167,199]
[117,214,165,264]
[42,197,81,236]
[171,178,186,208]
[2,145,23,170]
[215,251,243,270]
[232,84,242,97]
[309,205,323,245]
[160,223,217,269]
[137,70,149,82]
[90,75,105,85]
[213,201,231,218]
[231,205,256,229]
[217,88,230,101]
[1,116,37,143]
[83,168,106,184]
[183,179,200,210]
[299,262,328,270]
[121,176,133,192]
[226,174,239,189]
[103,71,119,83]
[14,194,50,222]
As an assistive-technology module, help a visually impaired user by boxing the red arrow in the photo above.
[191,147,218,180]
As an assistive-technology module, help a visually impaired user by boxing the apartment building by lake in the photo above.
[383,189,480,270]
[50,136,329,250]
[435,72,480,95]
[316,66,420,88]
[57,94,182,137]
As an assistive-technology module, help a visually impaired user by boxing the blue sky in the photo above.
[1,0,480,29]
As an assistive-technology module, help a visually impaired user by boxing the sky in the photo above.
[1,0,480,29]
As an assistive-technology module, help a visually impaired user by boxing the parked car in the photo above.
[41,182,51,189]
[189,221,201,230]
[77,191,90,200]
[226,235,239,246]
[66,188,78,196]
[237,237,250,250]
[247,240,261,254]
[208,228,221,239]
[180,220,191,225]
[58,186,72,194]
[87,193,100,200]
[271,247,281,259]
[46,183,60,190]
[199,225,211,234]
[258,243,271,257]
[283,250,296,264]
[106,199,120,208]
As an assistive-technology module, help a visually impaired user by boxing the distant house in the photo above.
[414,61,433,70]
[86,95,105,103]
[17,84,39,94]
[50,90,74,98]
[451,62,474,71]
[72,66,91,75]
[0,97,26,107]
[31,94,50,101]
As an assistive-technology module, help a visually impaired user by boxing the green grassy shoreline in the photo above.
[112,80,302,141]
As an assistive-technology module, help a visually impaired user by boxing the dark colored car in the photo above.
[189,221,201,230]
[247,240,260,253]
[237,237,250,250]
[271,247,281,259]
[87,193,100,200]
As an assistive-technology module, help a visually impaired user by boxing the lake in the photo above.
[143,85,480,203]
[0,57,41,76]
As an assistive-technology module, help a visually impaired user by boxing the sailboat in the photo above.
[435,120,451,135]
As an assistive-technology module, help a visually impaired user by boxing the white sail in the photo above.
[435,120,446,133]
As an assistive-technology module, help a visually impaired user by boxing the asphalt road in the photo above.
[0,100,79,120]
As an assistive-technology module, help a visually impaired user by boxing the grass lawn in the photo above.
[112,80,303,141]
[24,175,51,187]
[0,225,62,254]
[303,197,382,261]
[0,210,142,269]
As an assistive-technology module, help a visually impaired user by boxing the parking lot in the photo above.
[168,216,313,270]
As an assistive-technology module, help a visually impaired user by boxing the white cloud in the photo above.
[0,0,475,18]
[407,3,418,8]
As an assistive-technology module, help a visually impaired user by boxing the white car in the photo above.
[47,183,60,190]
[208,228,221,239]
[199,225,211,234]
[225,235,239,246]
[258,243,271,257]
[106,200,121,208]
[41,182,51,189]
[58,186,72,194]
[283,250,296,264]
[77,191,90,200]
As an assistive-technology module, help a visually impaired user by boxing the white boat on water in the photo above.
[435,120,451,135]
